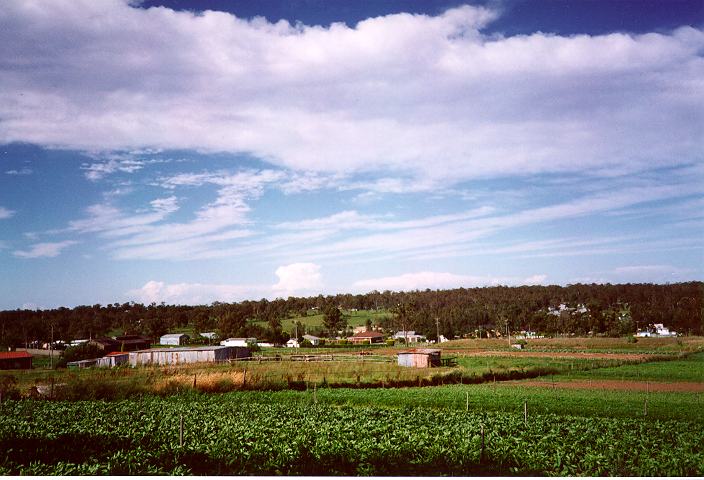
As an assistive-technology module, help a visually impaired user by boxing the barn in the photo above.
[160,333,189,346]
[96,352,130,367]
[0,351,32,370]
[128,346,250,366]
[348,331,384,344]
[397,349,441,368]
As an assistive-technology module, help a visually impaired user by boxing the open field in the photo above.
[1,394,702,475]
[0,336,702,475]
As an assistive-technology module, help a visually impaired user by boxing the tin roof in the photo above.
[349,330,384,338]
[131,346,235,353]
[398,349,441,355]
[160,333,188,338]
[0,351,32,359]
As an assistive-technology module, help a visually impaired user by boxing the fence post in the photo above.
[466,391,469,411]
[643,398,648,417]
[313,383,317,404]
[243,368,247,389]
[193,374,197,389]
[179,414,184,448]
[524,401,527,424]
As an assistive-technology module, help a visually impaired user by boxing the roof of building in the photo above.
[105,351,130,357]
[398,348,441,355]
[349,331,384,338]
[302,334,320,340]
[131,346,238,353]
[0,351,32,359]
[160,333,189,338]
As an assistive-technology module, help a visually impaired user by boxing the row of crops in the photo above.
[1,395,702,476]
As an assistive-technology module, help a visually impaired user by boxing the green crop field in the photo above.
[1,396,701,476]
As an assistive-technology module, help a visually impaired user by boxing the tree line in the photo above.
[0,282,701,348]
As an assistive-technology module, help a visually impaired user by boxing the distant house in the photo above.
[129,346,249,366]
[220,337,257,347]
[302,334,321,346]
[637,323,677,337]
[286,339,300,348]
[0,351,32,370]
[200,332,217,340]
[398,349,441,368]
[96,352,129,367]
[393,331,427,343]
[348,331,384,344]
[160,333,189,346]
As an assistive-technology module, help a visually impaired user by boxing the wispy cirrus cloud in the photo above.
[5,167,32,175]
[0,207,14,219]
[353,271,548,292]
[13,240,77,258]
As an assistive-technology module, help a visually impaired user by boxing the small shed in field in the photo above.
[397,349,441,368]
[220,337,256,347]
[96,352,130,367]
[66,358,98,369]
[128,346,250,367]
[160,333,189,346]
[0,351,32,370]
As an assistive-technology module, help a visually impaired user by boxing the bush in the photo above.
[56,343,105,368]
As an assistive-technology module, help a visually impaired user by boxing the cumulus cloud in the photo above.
[272,263,323,296]
[0,1,701,186]
[127,280,270,305]
[353,271,548,292]
[13,240,77,258]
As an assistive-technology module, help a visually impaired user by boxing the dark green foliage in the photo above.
[56,343,105,368]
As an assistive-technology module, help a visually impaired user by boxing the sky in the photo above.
[0,0,702,309]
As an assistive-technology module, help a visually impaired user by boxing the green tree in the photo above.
[323,305,344,336]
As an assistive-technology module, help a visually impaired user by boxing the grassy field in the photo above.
[274,309,393,332]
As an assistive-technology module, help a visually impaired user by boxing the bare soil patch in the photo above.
[510,379,704,392]
[444,350,656,361]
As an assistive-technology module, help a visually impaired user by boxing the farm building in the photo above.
[200,332,217,340]
[393,331,427,343]
[302,334,321,346]
[286,338,300,348]
[637,323,677,337]
[348,331,385,344]
[160,333,189,345]
[397,349,441,368]
[66,358,98,369]
[90,335,151,352]
[0,351,32,370]
[128,346,250,367]
[96,352,129,367]
[220,337,256,347]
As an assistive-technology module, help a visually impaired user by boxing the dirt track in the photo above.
[509,379,704,392]
[444,350,656,361]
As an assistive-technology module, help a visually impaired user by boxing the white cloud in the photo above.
[127,280,270,305]
[272,262,323,296]
[0,207,14,219]
[0,2,701,186]
[353,271,548,292]
[13,240,77,258]
[5,167,32,175]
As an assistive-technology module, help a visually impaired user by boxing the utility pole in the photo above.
[49,320,54,369]
[435,317,440,344]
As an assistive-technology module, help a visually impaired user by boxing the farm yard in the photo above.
[0,336,702,475]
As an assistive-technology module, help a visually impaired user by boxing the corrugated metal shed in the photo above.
[96,352,129,367]
[129,346,250,366]
[66,358,98,369]
[160,333,189,345]
[397,349,441,368]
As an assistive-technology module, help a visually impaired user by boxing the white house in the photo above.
[636,323,677,337]
[393,331,427,343]
[200,332,217,340]
[302,334,321,346]
[286,338,300,348]
[220,337,257,347]
[160,333,189,346]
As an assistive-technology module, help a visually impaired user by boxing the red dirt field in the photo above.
[509,379,704,392]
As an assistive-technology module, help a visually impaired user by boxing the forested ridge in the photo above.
[1,282,701,347]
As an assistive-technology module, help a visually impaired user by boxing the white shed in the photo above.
[220,337,256,347]
[302,334,321,346]
[160,333,189,346]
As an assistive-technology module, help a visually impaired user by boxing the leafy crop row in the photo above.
[0,396,702,476]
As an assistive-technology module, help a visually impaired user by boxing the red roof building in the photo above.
[348,330,385,344]
[0,351,32,370]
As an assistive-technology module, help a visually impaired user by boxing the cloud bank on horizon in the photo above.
[0,0,702,308]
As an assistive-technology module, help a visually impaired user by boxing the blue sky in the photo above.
[0,1,702,309]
